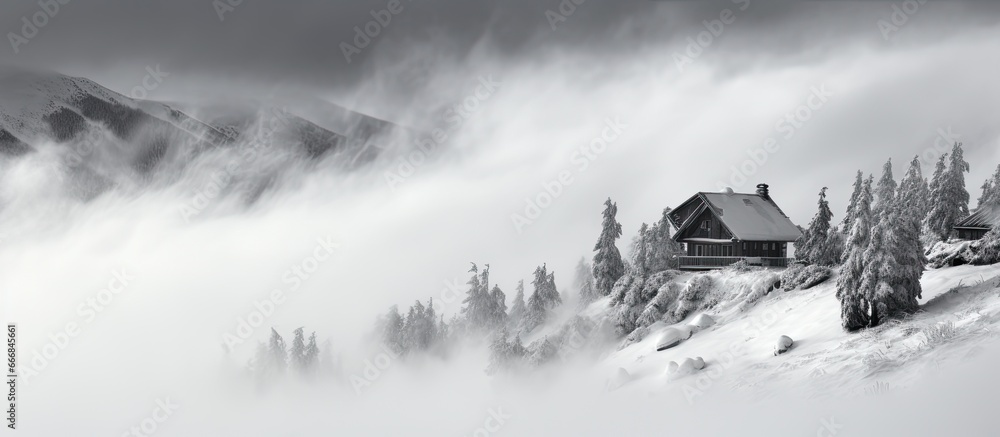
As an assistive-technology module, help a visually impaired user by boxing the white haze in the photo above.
[4,14,1000,436]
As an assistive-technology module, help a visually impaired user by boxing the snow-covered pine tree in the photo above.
[508,280,527,330]
[523,264,562,334]
[268,328,287,375]
[381,305,405,354]
[841,170,864,233]
[978,164,1000,208]
[489,285,508,331]
[628,223,651,277]
[647,207,684,272]
[485,327,526,375]
[460,263,489,332]
[924,153,949,241]
[404,299,438,351]
[895,156,929,305]
[290,327,306,372]
[303,331,319,374]
[924,143,970,241]
[593,198,625,297]
[574,258,599,306]
[802,187,840,266]
[836,176,874,331]
[873,159,897,218]
[857,158,921,326]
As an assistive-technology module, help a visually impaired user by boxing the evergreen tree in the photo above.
[628,223,651,276]
[303,331,319,373]
[574,258,599,305]
[593,198,625,297]
[873,159,897,218]
[802,187,841,266]
[508,280,527,330]
[381,306,405,354]
[978,164,1000,208]
[841,170,864,233]
[857,159,921,327]
[460,263,489,331]
[925,143,971,240]
[523,264,562,333]
[290,327,306,372]
[836,176,874,331]
[403,299,438,351]
[895,156,929,306]
[486,328,526,375]
[647,207,684,272]
[268,328,287,375]
[488,285,508,331]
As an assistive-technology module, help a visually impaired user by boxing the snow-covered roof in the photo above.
[673,191,802,242]
[955,205,1000,229]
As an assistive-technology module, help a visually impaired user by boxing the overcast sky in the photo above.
[2,1,997,97]
[5,0,1000,303]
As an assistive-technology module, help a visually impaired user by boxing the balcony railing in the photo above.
[678,256,795,269]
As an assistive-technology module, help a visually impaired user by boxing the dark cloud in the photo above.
[2,0,1000,102]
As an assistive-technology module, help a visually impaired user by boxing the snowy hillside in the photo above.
[600,263,1000,399]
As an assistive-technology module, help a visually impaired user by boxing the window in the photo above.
[700,220,710,230]
[742,199,753,206]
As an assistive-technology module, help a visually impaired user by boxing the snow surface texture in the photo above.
[602,263,1000,401]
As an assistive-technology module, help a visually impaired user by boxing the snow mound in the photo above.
[606,367,631,391]
[689,313,716,330]
[655,326,692,351]
[774,335,794,356]
[667,357,706,378]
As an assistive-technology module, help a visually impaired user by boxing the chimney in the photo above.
[756,183,770,200]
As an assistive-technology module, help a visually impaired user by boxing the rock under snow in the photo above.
[774,335,794,355]
[655,327,692,351]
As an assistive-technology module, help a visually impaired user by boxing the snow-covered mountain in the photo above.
[0,66,399,184]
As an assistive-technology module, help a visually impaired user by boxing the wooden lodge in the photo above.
[668,184,802,270]
[954,204,999,240]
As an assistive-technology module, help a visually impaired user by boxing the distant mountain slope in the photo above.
[0,66,399,173]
